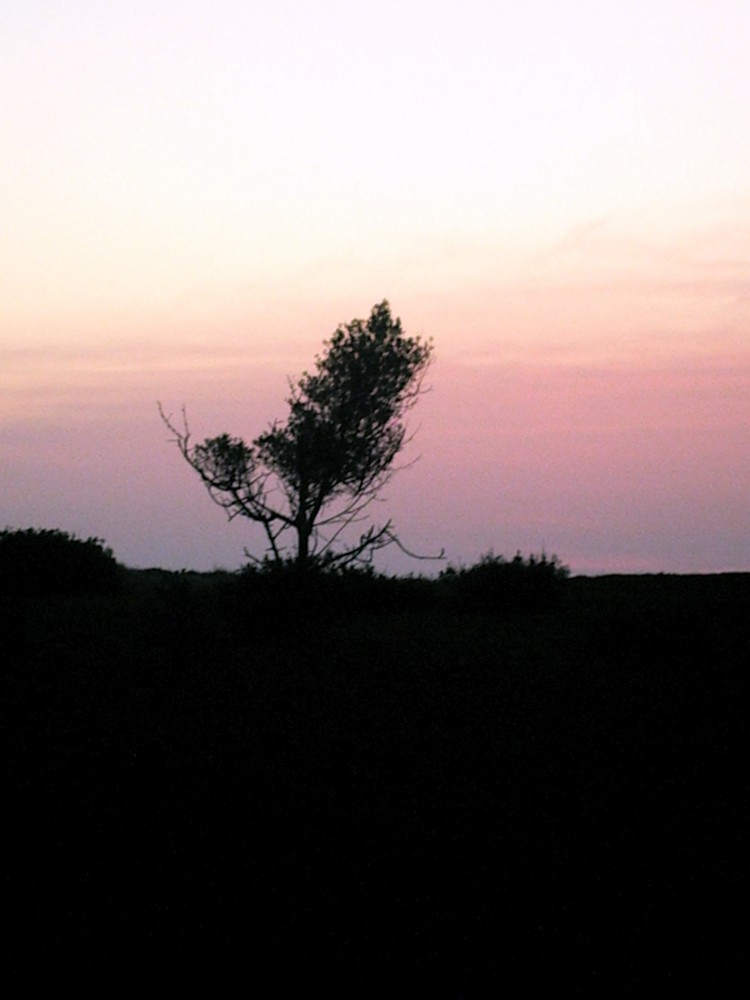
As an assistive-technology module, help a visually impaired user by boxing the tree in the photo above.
[159,300,435,570]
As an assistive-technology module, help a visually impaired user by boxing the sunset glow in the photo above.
[2,0,748,574]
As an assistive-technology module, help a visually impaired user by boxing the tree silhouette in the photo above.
[159,301,434,569]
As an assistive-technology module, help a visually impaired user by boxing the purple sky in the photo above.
[2,2,749,574]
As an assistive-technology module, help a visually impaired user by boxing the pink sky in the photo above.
[1,1,748,574]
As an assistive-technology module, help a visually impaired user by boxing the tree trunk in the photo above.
[296,519,311,569]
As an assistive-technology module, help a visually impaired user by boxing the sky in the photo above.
[2,0,749,575]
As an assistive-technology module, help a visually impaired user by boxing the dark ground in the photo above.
[3,572,746,991]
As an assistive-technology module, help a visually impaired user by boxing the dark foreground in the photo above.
[3,572,746,990]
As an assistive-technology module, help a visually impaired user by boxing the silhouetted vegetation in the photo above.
[212,551,571,635]
[227,558,435,627]
[160,301,437,569]
[3,534,746,990]
[0,527,124,597]
[438,550,570,613]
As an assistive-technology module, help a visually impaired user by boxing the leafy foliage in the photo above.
[439,551,570,613]
[160,301,434,568]
[224,559,436,633]
[0,527,124,597]
[218,552,571,636]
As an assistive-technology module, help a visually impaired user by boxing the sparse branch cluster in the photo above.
[159,301,435,569]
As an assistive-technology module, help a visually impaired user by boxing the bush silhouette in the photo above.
[221,558,436,634]
[439,551,570,613]
[0,528,124,597]
[222,552,569,630]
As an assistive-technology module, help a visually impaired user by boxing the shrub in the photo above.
[0,528,124,597]
[438,551,570,614]
[224,558,436,633]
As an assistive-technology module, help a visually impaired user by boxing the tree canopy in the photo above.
[159,301,434,569]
